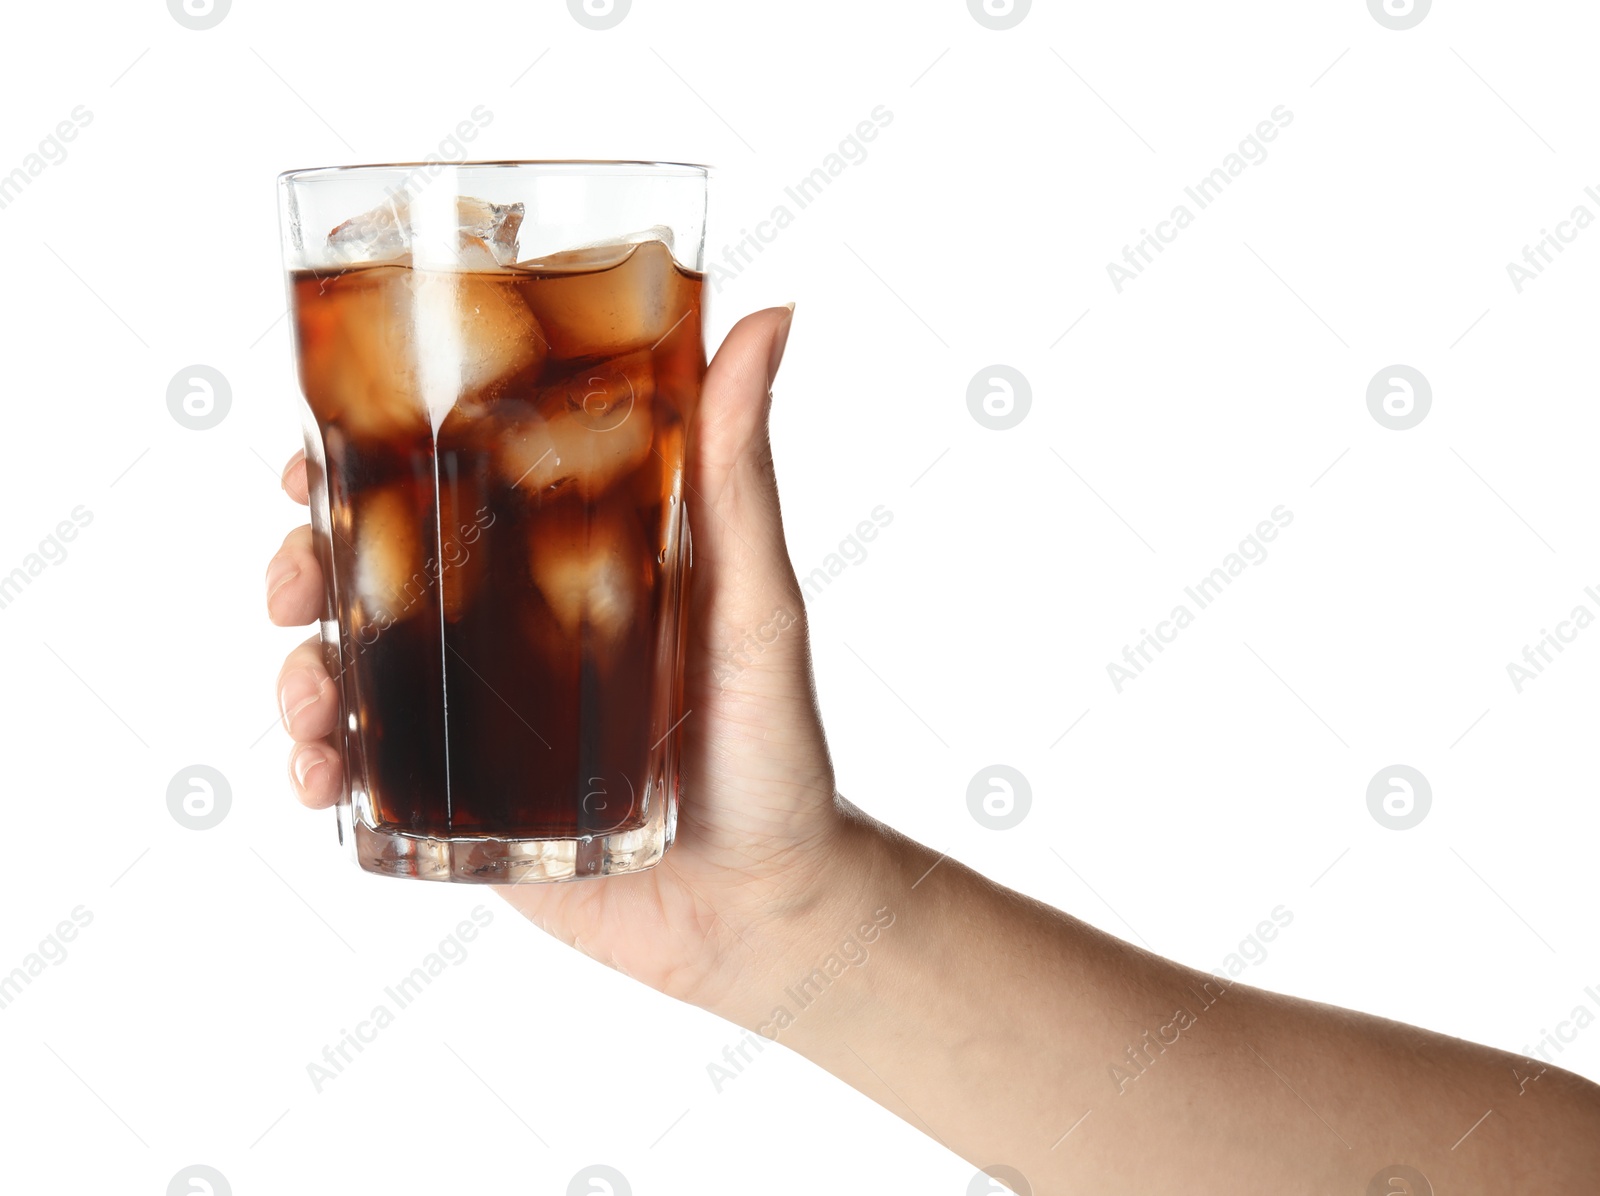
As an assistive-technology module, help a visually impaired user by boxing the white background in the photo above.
[1,1,1596,1192]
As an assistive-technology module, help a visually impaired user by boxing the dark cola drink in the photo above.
[282,172,706,883]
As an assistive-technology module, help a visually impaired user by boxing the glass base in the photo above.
[341,796,675,884]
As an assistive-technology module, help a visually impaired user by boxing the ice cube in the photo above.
[328,193,410,263]
[541,348,653,427]
[498,352,654,498]
[354,484,426,628]
[451,236,502,272]
[303,189,552,435]
[517,237,696,358]
[327,193,525,267]
[517,225,675,272]
[301,264,548,437]
[408,269,549,426]
[296,267,430,439]
[455,197,525,264]
[527,507,644,646]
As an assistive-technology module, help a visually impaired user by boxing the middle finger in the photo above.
[267,525,324,627]
[277,635,339,742]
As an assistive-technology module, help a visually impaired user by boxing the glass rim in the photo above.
[278,159,711,184]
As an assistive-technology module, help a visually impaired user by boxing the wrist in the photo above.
[699,804,919,1045]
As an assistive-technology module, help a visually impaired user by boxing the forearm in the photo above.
[711,809,1600,1194]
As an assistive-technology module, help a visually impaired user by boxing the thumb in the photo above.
[694,303,794,512]
[688,304,810,696]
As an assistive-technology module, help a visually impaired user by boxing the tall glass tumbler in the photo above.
[277,162,707,883]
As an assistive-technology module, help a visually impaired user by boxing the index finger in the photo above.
[282,449,309,506]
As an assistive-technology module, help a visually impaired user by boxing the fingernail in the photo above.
[767,302,795,389]
[292,747,326,789]
[279,668,324,731]
[266,557,299,605]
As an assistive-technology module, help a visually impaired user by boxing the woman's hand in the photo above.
[266,304,1600,1195]
[265,305,857,1019]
